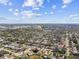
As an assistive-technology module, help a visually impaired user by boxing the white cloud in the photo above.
[45,11,54,15]
[62,0,72,4]
[13,12,19,16]
[21,11,34,18]
[62,0,73,8]
[8,2,12,6]
[62,5,67,8]
[0,0,10,5]
[44,12,48,15]
[12,9,19,16]
[15,9,19,12]
[21,10,41,18]
[8,8,19,16]
[67,14,79,21]
[50,12,54,15]
[8,8,13,12]
[69,14,79,18]
[0,16,8,20]
[32,7,40,10]
[52,5,56,9]
[72,17,79,20]
[22,0,44,8]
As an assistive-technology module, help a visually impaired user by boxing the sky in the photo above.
[0,0,79,24]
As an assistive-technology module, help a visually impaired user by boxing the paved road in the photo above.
[0,48,21,57]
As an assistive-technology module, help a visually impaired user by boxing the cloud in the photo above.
[13,9,19,16]
[8,8,13,12]
[50,12,54,15]
[32,7,40,10]
[13,12,19,16]
[62,5,67,8]
[69,14,79,18]
[21,10,41,18]
[44,12,48,15]
[8,8,19,16]
[52,5,56,9]
[21,11,34,18]
[0,0,10,5]
[8,2,12,6]
[22,0,44,8]
[62,0,72,4]
[0,17,8,20]
[14,9,19,12]
[62,0,73,8]
[67,14,79,22]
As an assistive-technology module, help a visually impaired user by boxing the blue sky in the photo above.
[0,0,79,24]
